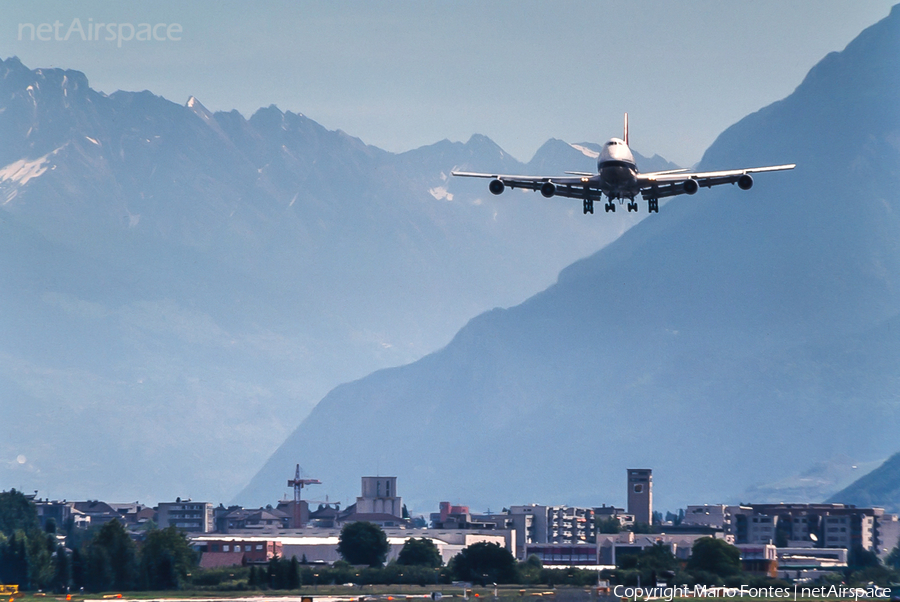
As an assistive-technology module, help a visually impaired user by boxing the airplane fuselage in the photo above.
[596,137,641,200]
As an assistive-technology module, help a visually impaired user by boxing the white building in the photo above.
[356,477,402,517]
[158,499,213,532]
[775,547,847,581]
[190,528,511,566]
[507,504,596,549]
[683,505,729,529]
[876,513,900,557]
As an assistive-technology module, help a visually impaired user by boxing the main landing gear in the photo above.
[603,197,636,212]
[585,197,659,215]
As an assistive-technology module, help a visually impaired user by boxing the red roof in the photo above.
[199,552,245,569]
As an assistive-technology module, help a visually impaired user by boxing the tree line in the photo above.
[0,489,195,592]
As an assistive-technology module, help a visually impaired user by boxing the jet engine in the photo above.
[738,174,754,190]
[489,179,505,195]
[683,178,699,195]
[540,182,556,198]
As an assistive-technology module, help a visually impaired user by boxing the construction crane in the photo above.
[287,464,321,528]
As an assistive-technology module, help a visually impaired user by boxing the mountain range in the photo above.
[0,55,676,503]
[236,5,900,512]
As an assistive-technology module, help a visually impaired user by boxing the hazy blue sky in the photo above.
[1,1,894,167]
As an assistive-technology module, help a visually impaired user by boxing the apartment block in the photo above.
[158,499,214,532]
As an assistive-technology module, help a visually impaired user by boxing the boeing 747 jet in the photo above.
[451,115,794,214]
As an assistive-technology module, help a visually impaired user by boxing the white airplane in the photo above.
[451,114,795,214]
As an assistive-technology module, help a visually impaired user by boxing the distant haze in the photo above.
[0,1,894,167]
[237,5,900,512]
[0,55,672,504]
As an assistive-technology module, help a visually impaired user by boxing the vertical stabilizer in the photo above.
[624,113,629,146]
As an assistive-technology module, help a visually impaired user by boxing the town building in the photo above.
[727,503,887,551]
[774,546,847,581]
[430,502,513,531]
[357,477,402,516]
[34,498,72,531]
[276,500,309,529]
[72,500,122,526]
[194,536,283,568]
[158,499,214,532]
[108,503,156,527]
[594,504,635,529]
[682,505,729,530]
[189,528,512,567]
[431,502,471,528]
[507,504,597,559]
[34,498,156,531]
[305,502,343,528]
[524,543,606,568]
[876,513,900,557]
[334,476,406,527]
[734,544,778,578]
[217,507,292,533]
[627,469,653,525]
[596,531,723,565]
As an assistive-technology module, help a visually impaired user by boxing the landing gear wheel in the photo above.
[647,199,659,213]
[627,201,638,212]
[583,199,594,214]
[605,201,615,212]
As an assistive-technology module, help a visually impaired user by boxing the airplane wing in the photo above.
[637,164,795,200]
[452,163,796,203]
[450,171,603,200]
[640,168,691,176]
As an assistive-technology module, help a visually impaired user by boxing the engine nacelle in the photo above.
[738,174,754,190]
[489,179,505,195]
[540,182,556,198]
[683,178,699,195]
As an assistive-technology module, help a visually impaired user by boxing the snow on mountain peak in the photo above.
[186,95,212,118]
[185,95,232,142]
